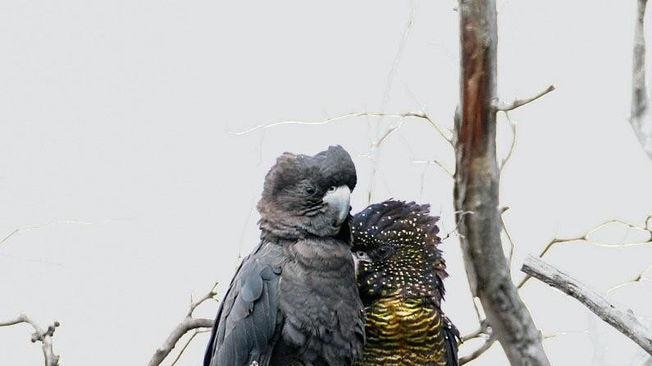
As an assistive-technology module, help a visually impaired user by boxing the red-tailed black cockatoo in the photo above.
[203,146,365,366]
[352,200,459,366]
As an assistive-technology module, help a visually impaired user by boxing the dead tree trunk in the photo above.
[454,1,551,364]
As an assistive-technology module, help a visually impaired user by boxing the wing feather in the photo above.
[203,243,283,366]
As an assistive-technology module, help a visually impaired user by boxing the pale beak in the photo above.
[322,185,351,226]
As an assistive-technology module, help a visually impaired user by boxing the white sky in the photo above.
[1,1,651,365]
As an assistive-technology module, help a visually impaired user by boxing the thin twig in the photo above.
[1,219,123,249]
[234,111,384,135]
[0,228,19,248]
[0,314,60,366]
[169,329,211,366]
[188,282,220,317]
[440,210,474,242]
[607,263,652,294]
[470,297,486,328]
[522,255,652,355]
[373,120,406,147]
[459,335,496,365]
[232,111,452,143]
[410,111,454,144]
[379,0,415,112]
[493,85,556,112]
[411,159,455,178]
[237,196,257,260]
[499,112,518,172]
[499,207,517,272]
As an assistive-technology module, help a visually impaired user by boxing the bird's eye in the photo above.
[306,186,316,195]
[376,245,394,260]
[328,186,337,192]
[356,251,365,257]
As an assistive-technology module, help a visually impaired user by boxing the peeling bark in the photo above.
[454,1,551,364]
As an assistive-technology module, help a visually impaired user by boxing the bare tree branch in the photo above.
[147,283,219,366]
[0,314,60,366]
[492,85,556,112]
[517,216,652,289]
[459,320,495,365]
[522,255,652,355]
[148,317,214,366]
[499,112,518,173]
[231,111,452,144]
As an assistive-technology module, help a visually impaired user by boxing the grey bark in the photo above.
[631,0,652,160]
[454,1,551,364]
[522,255,652,355]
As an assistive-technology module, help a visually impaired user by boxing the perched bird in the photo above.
[203,146,365,366]
[352,200,459,366]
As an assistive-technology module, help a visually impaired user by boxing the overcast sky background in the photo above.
[1,1,652,365]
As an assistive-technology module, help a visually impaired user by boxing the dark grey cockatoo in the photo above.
[203,146,365,366]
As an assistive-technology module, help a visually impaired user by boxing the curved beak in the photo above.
[322,185,351,226]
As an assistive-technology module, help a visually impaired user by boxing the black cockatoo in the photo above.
[203,146,365,366]
[352,200,459,366]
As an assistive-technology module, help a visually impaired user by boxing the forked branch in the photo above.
[517,216,652,289]
[147,282,220,366]
[459,335,496,365]
[0,314,60,366]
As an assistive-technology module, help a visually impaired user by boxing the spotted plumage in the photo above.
[352,200,459,366]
